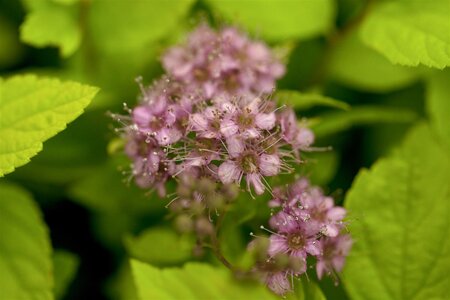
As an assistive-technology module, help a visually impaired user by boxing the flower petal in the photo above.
[226,136,244,158]
[246,173,265,195]
[255,112,276,130]
[220,118,239,137]
[132,106,152,128]
[268,235,288,257]
[266,272,291,296]
[259,154,281,176]
[189,113,208,132]
[218,161,241,184]
[156,128,182,145]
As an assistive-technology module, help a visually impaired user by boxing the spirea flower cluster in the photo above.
[113,23,351,297]
[119,24,313,197]
[250,178,352,295]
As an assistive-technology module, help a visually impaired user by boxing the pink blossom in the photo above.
[316,235,353,280]
[265,272,291,296]
[279,108,314,151]
[162,24,285,98]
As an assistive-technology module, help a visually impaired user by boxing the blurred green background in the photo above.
[1,0,448,299]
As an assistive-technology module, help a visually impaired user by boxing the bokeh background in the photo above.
[1,0,447,299]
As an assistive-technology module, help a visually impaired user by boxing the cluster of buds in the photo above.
[249,178,352,295]
[170,174,239,234]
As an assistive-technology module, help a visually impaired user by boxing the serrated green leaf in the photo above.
[360,1,450,69]
[206,0,334,41]
[427,70,450,150]
[277,90,350,111]
[53,250,79,300]
[0,181,53,300]
[0,74,99,176]
[9,110,108,185]
[343,123,450,300]
[130,260,279,300]
[124,227,193,266]
[329,31,421,92]
[312,106,417,138]
[20,3,81,57]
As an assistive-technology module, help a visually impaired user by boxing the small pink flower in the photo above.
[316,235,353,280]
[279,108,314,151]
[265,272,291,296]
[218,147,281,195]
[268,229,321,260]
[188,107,222,139]
[221,97,276,139]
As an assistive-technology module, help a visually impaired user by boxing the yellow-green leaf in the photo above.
[343,124,450,300]
[0,74,99,176]
[360,1,450,69]
[0,182,53,300]
[206,0,334,41]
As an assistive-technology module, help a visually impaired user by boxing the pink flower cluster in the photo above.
[163,24,285,99]
[121,24,313,197]
[114,24,352,297]
[254,178,352,295]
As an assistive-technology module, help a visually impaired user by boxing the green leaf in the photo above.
[53,250,79,300]
[343,123,450,300]
[329,31,421,92]
[130,259,279,300]
[288,279,326,300]
[303,151,339,186]
[124,227,193,266]
[0,74,99,176]
[360,1,450,69]
[311,106,417,138]
[89,0,194,53]
[68,159,164,216]
[106,261,138,300]
[0,181,53,300]
[0,15,25,69]
[9,111,108,185]
[20,2,81,57]
[277,90,350,111]
[427,70,450,150]
[206,0,334,41]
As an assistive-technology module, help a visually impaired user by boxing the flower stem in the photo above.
[209,208,237,271]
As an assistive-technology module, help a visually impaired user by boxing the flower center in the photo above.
[240,152,259,173]
[287,233,305,250]
[224,74,239,91]
[149,117,164,130]
[237,113,254,128]
[194,68,208,82]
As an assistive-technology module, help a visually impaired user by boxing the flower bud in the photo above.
[288,256,306,274]
[174,214,193,233]
[273,253,290,269]
[195,217,214,237]
[222,184,240,202]
[196,177,216,195]
[205,193,225,210]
